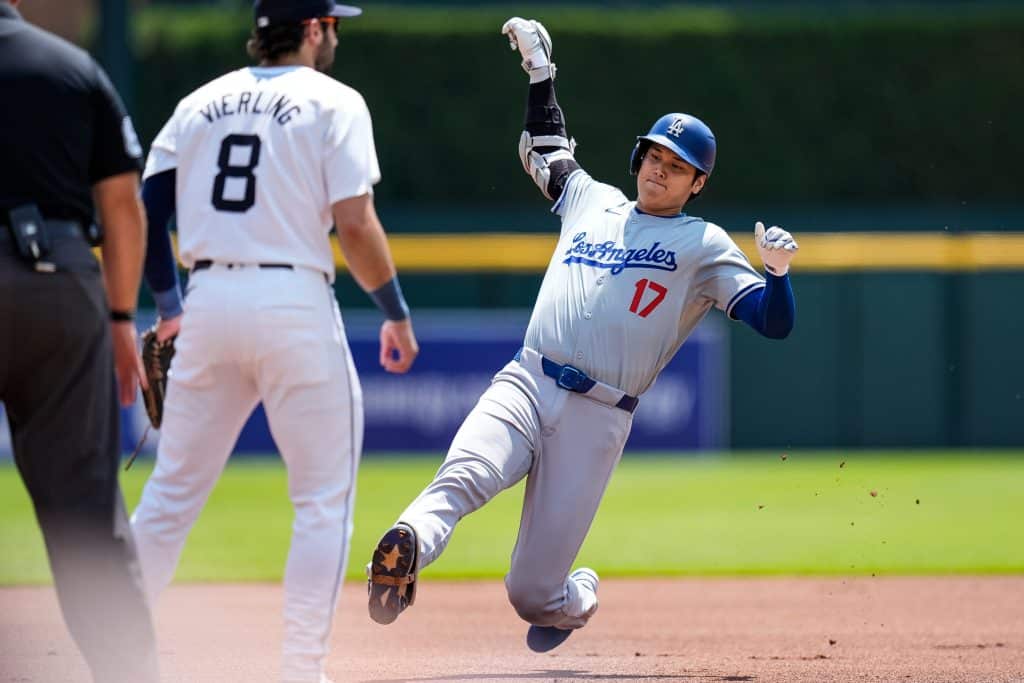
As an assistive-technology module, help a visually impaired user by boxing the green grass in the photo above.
[2,451,1022,585]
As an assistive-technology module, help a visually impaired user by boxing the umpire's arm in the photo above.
[94,171,148,405]
[95,172,146,319]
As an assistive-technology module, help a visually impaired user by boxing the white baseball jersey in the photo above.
[523,169,764,397]
[133,64,378,683]
[144,65,381,278]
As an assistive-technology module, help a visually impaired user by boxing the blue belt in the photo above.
[514,348,639,413]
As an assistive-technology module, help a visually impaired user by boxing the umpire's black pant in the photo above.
[0,231,159,683]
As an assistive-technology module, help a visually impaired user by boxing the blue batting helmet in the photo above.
[629,113,716,178]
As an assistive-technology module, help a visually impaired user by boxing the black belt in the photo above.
[192,259,294,272]
[0,220,83,241]
[514,348,639,413]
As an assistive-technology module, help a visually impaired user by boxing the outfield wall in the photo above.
[730,272,1024,449]
[333,273,1018,450]
[124,231,1024,451]
[0,312,727,459]
[4,272,1020,455]
[317,233,1024,450]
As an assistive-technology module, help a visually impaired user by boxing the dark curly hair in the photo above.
[246,23,306,62]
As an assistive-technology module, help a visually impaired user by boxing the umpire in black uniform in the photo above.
[0,1,159,681]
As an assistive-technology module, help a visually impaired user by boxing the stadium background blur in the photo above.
[3,0,1022,455]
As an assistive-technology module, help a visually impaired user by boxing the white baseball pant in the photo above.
[130,264,362,683]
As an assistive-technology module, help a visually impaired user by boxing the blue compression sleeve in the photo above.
[141,169,183,319]
[730,272,795,339]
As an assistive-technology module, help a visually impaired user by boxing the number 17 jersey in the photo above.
[143,65,381,280]
[524,169,765,398]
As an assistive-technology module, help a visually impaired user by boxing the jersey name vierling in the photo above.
[197,90,301,126]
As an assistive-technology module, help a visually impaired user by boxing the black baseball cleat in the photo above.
[526,625,574,653]
[525,568,598,652]
[367,523,418,625]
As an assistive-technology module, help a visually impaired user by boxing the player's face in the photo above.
[635,143,706,216]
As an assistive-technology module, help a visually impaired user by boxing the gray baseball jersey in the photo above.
[397,167,766,634]
[525,169,765,398]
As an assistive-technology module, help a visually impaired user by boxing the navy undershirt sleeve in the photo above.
[731,272,795,339]
[141,169,183,319]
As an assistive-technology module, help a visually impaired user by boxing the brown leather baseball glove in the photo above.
[140,325,176,429]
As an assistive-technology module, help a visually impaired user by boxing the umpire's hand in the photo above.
[380,319,418,374]
[111,320,146,406]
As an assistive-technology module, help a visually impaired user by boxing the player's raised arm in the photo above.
[501,17,581,202]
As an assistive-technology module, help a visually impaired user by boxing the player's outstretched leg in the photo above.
[367,523,418,625]
[368,376,536,625]
[525,568,600,653]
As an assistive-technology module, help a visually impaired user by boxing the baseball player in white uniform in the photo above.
[130,2,418,682]
[366,17,798,653]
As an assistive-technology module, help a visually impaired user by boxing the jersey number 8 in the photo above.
[212,134,261,213]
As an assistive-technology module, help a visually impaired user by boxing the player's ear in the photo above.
[302,20,320,44]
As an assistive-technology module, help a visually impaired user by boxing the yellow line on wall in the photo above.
[330,233,557,272]
[332,232,1024,272]
[167,232,1024,272]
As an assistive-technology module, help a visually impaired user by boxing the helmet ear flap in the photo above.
[629,139,652,175]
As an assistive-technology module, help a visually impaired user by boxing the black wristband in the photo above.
[368,277,410,322]
[109,309,135,322]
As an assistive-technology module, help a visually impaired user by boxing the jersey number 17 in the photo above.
[629,278,668,318]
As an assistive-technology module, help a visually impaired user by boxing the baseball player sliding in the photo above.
[366,17,798,652]
[130,2,418,682]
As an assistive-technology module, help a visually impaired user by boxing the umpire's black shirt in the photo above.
[0,3,142,226]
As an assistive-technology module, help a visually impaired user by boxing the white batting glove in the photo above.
[501,17,556,83]
[754,221,798,276]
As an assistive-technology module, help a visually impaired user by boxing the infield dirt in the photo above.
[2,577,1022,682]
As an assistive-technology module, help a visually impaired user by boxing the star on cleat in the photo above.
[381,544,402,571]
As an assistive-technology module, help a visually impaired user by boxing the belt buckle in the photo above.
[556,365,587,392]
